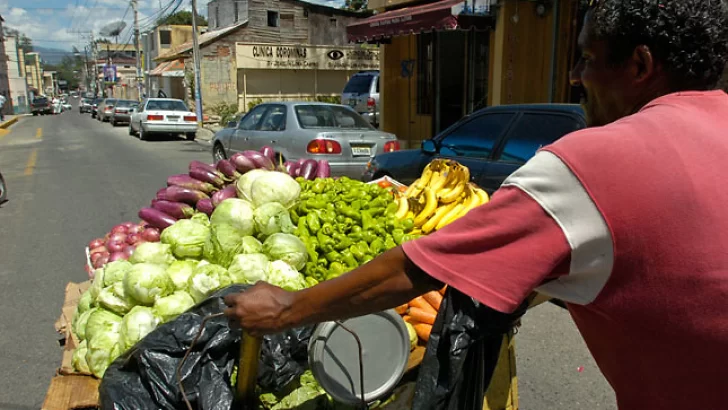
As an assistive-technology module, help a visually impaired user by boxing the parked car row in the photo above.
[81,96,199,141]
[31,96,72,116]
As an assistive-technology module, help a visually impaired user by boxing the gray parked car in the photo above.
[97,98,118,122]
[109,99,139,126]
[211,102,399,178]
[342,71,379,127]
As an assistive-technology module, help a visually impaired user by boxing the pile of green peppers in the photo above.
[293,177,419,282]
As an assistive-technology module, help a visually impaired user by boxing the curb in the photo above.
[0,117,19,129]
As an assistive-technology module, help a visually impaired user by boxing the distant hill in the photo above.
[34,46,73,65]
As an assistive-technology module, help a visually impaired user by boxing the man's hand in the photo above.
[223,282,295,337]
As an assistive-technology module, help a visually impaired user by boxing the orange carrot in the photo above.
[438,285,447,295]
[422,291,443,311]
[409,296,437,314]
[409,319,433,342]
[402,315,411,322]
[408,307,436,325]
[395,303,408,315]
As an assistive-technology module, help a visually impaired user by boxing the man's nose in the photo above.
[569,64,583,87]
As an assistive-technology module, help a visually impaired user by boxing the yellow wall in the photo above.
[380,35,432,149]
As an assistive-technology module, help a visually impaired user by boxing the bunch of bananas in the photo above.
[394,159,490,234]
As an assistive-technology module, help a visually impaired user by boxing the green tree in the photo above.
[343,0,368,11]
[157,11,208,26]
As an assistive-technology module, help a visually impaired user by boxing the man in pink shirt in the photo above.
[225,1,728,407]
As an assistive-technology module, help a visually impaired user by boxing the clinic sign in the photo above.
[236,43,379,71]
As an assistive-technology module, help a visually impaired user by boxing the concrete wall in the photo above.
[306,11,361,46]
[4,36,28,113]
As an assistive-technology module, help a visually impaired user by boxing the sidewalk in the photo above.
[193,125,221,147]
[0,115,20,129]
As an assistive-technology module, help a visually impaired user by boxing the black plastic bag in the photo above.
[99,285,314,410]
[411,288,528,410]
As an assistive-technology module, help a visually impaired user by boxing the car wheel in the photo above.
[185,132,196,141]
[110,118,115,126]
[213,143,226,162]
[139,126,146,141]
[32,112,37,116]
[128,123,135,136]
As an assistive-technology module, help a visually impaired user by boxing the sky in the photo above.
[0,0,344,53]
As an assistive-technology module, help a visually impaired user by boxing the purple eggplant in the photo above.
[284,161,300,178]
[156,188,171,201]
[230,152,257,174]
[316,160,331,178]
[216,159,241,179]
[260,146,276,163]
[299,159,318,180]
[196,198,215,216]
[152,200,196,219]
[211,184,238,207]
[189,160,225,179]
[242,150,275,171]
[138,208,177,230]
[165,185,210,205]
[167,174,217,194]
[189,167,227,188]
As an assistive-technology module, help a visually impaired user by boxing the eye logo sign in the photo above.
[327,50,344,61]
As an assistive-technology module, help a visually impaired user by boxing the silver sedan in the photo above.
[129,98,198,141]
[211,102,399,178]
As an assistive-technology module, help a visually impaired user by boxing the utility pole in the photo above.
[90,32,101,97]
[132,0,142,100]
[190,0,203,126]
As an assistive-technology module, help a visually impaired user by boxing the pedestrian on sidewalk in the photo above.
[0,93,7,121]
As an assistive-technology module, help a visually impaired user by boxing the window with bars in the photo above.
[160,30,171,48]
[417,33,434,115]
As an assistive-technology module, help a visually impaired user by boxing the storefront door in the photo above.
[435,31,467,134]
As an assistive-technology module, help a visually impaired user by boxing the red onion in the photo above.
[121,221,135,229]
[123,245,136,258]
[90,246,108,256]
[316,160,331,178]
[90,251,106,264]
[299,160,318,180]
[111,224,129,234]
[107,240,126,254]
[88,238,105,249]
[107,233,127,245]
[128,224,144,235]
[126,233,141,245]
[109,252,127,262]
[93,256,109,269]
[141,227,161,242]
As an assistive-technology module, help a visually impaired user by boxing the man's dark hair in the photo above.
[588,0,728,90]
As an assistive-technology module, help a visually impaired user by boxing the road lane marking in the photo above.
[36,128,42,139]
[0,129,9,139]
[24,149,37,176]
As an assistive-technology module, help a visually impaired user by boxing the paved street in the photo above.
[0,104,615,409]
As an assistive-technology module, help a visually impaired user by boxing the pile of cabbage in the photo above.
[71,170,313,378]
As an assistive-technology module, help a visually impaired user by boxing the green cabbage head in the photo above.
[73,307,98,341]
[72,340,91,374]
[188,263,232,303]
[241,236,263,254]
[129,242,176,265]
[103,260,133,287]
[266,260,307,292]
[235,169,269,201]
[123,263,174,305]
[228,253,270,285]
[153,291,196,323]
[210,198,255,236]
[161,219,211,259]
[263,233,308,271]
[120,306,161,351]
[85,308,122,344]
[254,202,296,238]
[165,260,197,291]
[85,328,121,378]
[250,172,301,209]
[97,286,135,316]
[203,223,244,268]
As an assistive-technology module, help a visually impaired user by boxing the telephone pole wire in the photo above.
[132,0,143,100]
[190,0,204,126]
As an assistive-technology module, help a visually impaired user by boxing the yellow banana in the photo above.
[421,202,459,233]
[404,178,421,197]
[429,167,450,192]
[474,188,490,205]
[419,163,434,187]
[439,180,466,203]
[457,185,482,218]
[436,202,466,230]
[394,195,409,220]
[413,187,439,227]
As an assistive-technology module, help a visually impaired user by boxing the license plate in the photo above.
[351,146,371,156]
[167,116,180,121]
[348,98,357,107]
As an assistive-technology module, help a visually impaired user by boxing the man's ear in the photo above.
[631,45,656,83]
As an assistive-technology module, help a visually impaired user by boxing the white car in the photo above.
[128,98,198,141]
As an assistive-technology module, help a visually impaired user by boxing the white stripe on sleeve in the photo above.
[502,151,614,305]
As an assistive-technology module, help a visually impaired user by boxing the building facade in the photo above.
[3,35,29,113]
[155,0,376,113]
[25,52,43,96]
[143,24,207,100]
[0,15,11,115]
[347,0,584,148]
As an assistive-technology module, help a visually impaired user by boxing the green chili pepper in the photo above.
[325,250,343,264]
[392,229,405,245]
[369,238,385,254]
[349,244,366,262]
[305,276,319,288]
[361,210,374,232]
[385,201,398,216]
[368,197,387,209]
[340,206,361,221]
[340,249,358,268]
[290,208,300,225]
[367,207,385,218]
[384,237,397,250]
[306,212,322,234]
[305,242,318,264]
[350,200,362,211]
[362,230,378,244]
[350,225,362,233]
[295,222,310,239]
[362,255,374,264]
[312,180,327,194]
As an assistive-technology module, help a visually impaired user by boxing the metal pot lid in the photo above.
[308,309,410,406]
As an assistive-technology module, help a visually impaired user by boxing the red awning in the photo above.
[347,0,488,43]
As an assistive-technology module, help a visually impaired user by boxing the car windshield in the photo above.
[295,105,374,130]
[106,99,117,105]
[115,100,136,107]
[146,100,188,111]
[34,98,48,104]
[343,75,374,94]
